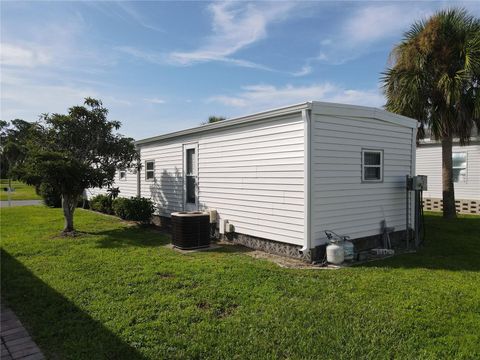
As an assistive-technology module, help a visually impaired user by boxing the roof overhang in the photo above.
[311,101,418,129]
[135,102,311,146]
[135,100,418,146]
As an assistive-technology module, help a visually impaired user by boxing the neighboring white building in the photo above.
[89,101,418,260]
[416,135,480,215]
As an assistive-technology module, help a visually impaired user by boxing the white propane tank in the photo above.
[343,241,355,261]
[326,242,344,265]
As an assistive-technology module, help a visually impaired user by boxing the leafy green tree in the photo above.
[0,119,39,193]
[202,115,226,125]
[15,98,138,234]
[382,8,480,218]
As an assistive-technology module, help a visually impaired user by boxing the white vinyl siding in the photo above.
[416,143,480,200]
[310,113,415,246]
[87,166,138,199]
[198,115,305,245]
[140,142,184,214]
[136,114,305,245]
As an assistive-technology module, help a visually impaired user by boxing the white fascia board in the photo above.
[419,136,480,146]
[311,101,418,129]
[135,102,312,146]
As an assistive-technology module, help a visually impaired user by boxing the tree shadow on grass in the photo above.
[356,215,480,272]
[82,225,171,249]
[1,249,147,360]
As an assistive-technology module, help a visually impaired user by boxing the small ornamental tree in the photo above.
[16,98,138,234]
[0,119,38,184]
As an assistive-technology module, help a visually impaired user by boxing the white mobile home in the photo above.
[90,101,418,261]
[416,136,480,215]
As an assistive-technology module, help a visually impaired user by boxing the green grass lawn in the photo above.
[0,179,41,201]
[1,207,479,359]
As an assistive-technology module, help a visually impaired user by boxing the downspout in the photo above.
[136,146,141,197]
[300,105,312,259]
[137,166,141,197]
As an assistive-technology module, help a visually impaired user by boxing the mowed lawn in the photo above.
[1,207,479,359]
[0,179,41,201]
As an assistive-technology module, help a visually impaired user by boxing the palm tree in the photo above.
[382,8,480,218]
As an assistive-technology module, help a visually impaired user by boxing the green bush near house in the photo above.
[112,197,154,223]
[89,194,113,214]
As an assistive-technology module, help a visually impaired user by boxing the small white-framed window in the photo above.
[362,149,383,182]
[119,169,126,181]
[452,152,467,183]
[145,160,155,181]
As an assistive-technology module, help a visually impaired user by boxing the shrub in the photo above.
[112,197,128,219]
[112,197,154,223]
[90,194,113,214]
[38,183,62,208]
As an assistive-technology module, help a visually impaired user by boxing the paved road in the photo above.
[0,200,42,208]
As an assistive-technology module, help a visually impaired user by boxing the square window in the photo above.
[145,160,155,181]
[362,150,383,182]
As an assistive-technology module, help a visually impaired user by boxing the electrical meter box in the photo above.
[411,175,428,191]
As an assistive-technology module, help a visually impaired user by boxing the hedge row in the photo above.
[90,194,154,223]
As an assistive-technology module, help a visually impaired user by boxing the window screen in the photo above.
[362,150,383,182]
[119,169,126,181]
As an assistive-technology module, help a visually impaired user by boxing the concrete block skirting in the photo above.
[423,198,480,215]
[220,230,409,263]
[153,215,410,263]
[220,232,312,262]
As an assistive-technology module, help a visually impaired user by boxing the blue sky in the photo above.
[2,1,479,139]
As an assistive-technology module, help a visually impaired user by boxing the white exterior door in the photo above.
[183,143,198,211]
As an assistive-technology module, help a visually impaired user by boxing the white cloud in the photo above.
[343,5,424,45]
[1,72,97,120]
[292,65,312,77]
[208,83,385,111]
[117,44,276,71]
[168,1,296,66]
[116,2,165,32]
[144,97,166,104]
[316,4,435,65]
[116,46,165,64]
[1,43,52,67]
[1,71,131,121]
[324,89,385,107]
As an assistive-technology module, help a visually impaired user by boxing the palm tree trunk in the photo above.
[62,194,77,234]
[441,136,456,219]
